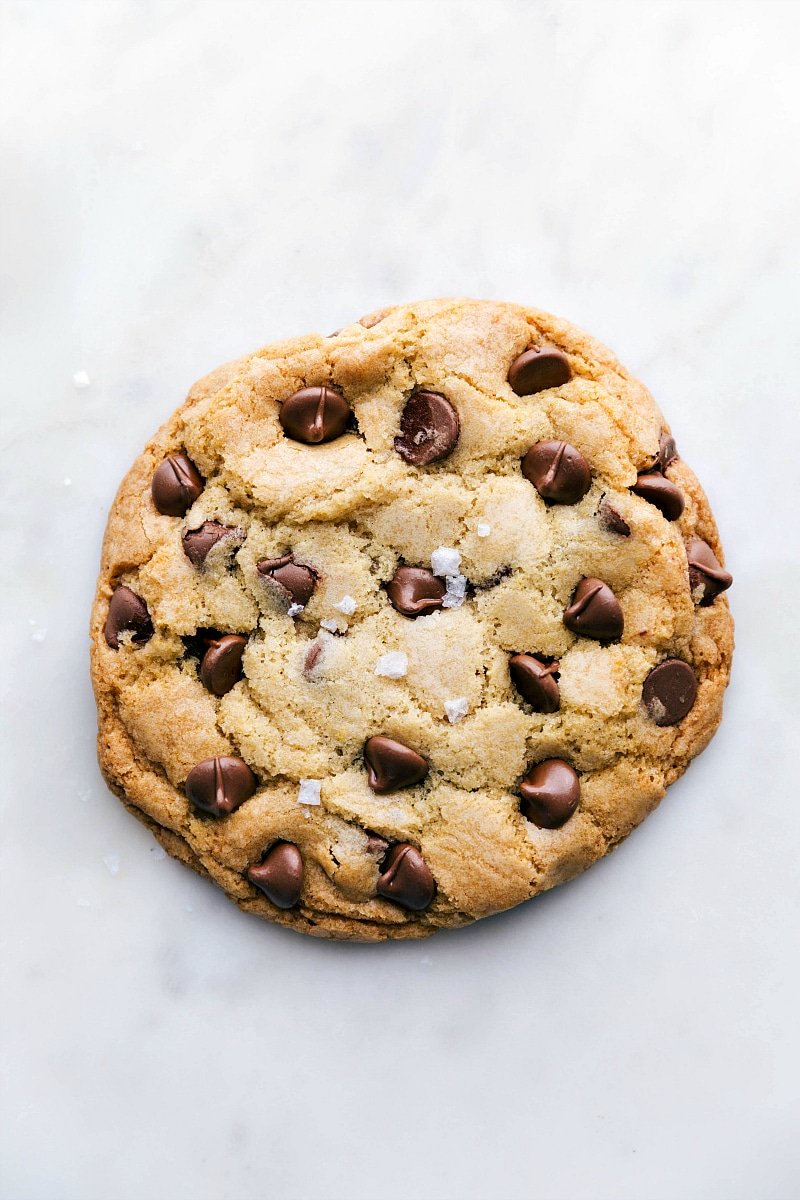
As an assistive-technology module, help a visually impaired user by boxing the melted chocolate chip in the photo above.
[685,537,732,605]
[182,521,239,567]
[303,639,325,677]
[247,842,303,908]
[104,585,153,649]
[657,431,678,471]
[509,654,560,713]
[151,453,204,517]
[376,843,435,911]
[642,660,698,726]
[631,473,685,521]
[519,759,580,829]
[365,832,390,858]
[394,391,460,466]
[200,634,247,696]
[564,577,624,641]
[508,346,572,396]
[185,756,256,817]
[598,500,631,537]
[279,386,351,444]
[257,554,317,607]
[364,736,429,793]
[386,566,446,617]
[521,440,592,504]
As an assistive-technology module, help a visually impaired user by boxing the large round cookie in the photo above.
[90,298,734,940]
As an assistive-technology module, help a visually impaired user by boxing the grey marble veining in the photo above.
[2,2,799,1198]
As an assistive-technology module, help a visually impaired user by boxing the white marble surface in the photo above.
[2,2,799,1197]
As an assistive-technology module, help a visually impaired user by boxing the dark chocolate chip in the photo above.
[182,521,239,567]
[364,735,429,793]
[185,755,256,817]
[632,473,685,521]
[200,634,247,696]
[377,843,435,911]
[247,842,303,909]
[519,758,580,829]
[642,660,698,726]
[657,431,679,471]
[509,654,560,713]
[508,346,572,396]
[279,385,351,444]
[386,566,446,617]
[521,440,591,504]
[394,391,460,466]
[685,537,732,606]
[256,554,317,607]
[104,585,153,649]
[151,453,204,517]
[564,577,624,641]
[599,500,631,537]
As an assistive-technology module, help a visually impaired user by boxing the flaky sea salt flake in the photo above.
[444,697,469,723]
[103,853,120,876]
[334,595,357,615]
[431,546,461,576]
[442,574,467,609]
[298,779,322,806]
[477,521,491,538]
[374,651,408,679]
[72,369,91,389]
[287,603,304,617]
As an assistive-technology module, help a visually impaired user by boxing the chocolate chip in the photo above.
[151,453,204,516]
[519,758,580,828]
[247,842,303,908]
[631,473,685,521]
[377,843,435,911]
[386,566,446,617]
[508,346,572,396]
[685,537,732,606]
[365,832,390,858]
[598,500,631,536]
[303,639,325,677]
[364,736,429,793]
[657,431,678,471]
[394,391,460,466]
[279,386,351,444]
[509,654,560,713]
[200,634,247,696]
[521,440,591,504]
[104,585,153,649]
[642,660,698,726]
[564,577,624,641]
[256,554,317,607]
[185,756,256,817]
[182,521,239,567]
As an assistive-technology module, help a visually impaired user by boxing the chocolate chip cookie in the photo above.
[90,299,734,940]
